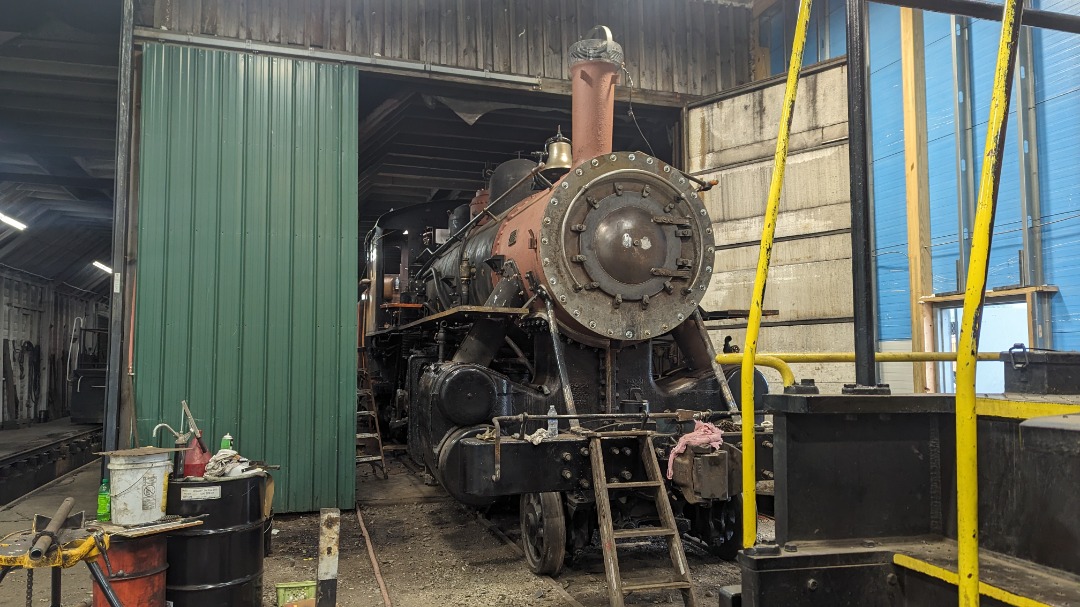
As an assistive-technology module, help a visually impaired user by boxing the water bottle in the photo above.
[96,478,111,522]
[221,433,234,450]
[547,405,559,438]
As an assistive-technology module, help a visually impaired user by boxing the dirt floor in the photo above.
[1,452,757,606]
[262,452,748,607]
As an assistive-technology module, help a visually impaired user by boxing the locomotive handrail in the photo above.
[714,354,796,388]
[738,0,815,550]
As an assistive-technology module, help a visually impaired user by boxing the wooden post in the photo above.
[901,7,933,392]
[317,508,340,607]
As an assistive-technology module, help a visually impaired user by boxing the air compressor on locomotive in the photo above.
[361,28,764,574]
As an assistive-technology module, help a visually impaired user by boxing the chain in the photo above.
[25,568,33,607]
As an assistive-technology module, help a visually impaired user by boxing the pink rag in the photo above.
[666,420,724,480]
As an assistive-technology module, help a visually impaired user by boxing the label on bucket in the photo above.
[180,485,222,501]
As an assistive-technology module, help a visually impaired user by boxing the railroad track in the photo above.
[0,427,102,507]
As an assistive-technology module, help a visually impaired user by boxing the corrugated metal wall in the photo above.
[132,0,753,98]
[1,271,103,426]
[134,43,359,512]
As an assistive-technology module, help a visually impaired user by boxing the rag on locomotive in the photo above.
[360,26,768,575]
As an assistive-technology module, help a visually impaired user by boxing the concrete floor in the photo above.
[0,459,101,605]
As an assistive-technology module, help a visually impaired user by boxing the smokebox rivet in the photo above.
[550,198,559,205]
[699,209,707,216]
[677,314,685,321]
[609,154,617,161]
[644,330,651,337]
[628,153,636,161]
[543,217,551,225]
[543,257,551,266]
[679,177,686,184]
[576,168,584,176]
[591,159,599,167]
[573,309,580,317]
[561,182,569,189]
[706,228,713,234]
[662,324,669,331]
[549,277,557,284]
[541,237,549,245]
[608,330,615,336]
[663,165,671,173]
[705,266,712,273]
[559,295,567,302]
[624,330,634,339]
[589,321,596,328]
[707,246,714,253]
[646,157,654,164]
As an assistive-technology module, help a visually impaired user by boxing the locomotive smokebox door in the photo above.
[671,444,742,503]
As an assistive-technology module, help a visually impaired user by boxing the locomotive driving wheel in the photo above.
[520,492,566,576]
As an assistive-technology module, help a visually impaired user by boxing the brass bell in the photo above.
[542,126,573,179]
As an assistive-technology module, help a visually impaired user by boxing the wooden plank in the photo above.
[458,0,478,69]
[656,0,673,92]
[719,5,734,91]
[510,0,529,75]
[478,0,492,72]
[423,0,441,65]
[672,0,688,94]
[267,0,282,44]
[308,0,326,48]
[406,0,422,60]
[491,0,511,73]
[199,0,217,35]
[135,0,155,27]
[369,0,384,57]
[630,0,648,90]
[385,0,401,59]
[542,0,561,80]
[441,0,457,66]
[689,0,705,96]
[702,4,719,95]
[329,0,348,51]
[733,7,750,86]
[559,0,575,80]
[901,8,933,393]
[525,0,543,77]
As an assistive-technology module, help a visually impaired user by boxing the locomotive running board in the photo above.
[366,305,529,336]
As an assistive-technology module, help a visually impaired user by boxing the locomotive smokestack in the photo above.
[569,26,623,164]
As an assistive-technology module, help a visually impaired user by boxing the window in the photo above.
[758,0,848,77]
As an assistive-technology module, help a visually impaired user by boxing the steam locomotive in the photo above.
[361,29,764,574]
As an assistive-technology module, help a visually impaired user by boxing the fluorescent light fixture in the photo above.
[92,261,113,273]
[0,212,27,231]
[402,230,409,235]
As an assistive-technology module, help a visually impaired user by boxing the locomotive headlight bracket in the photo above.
[536,152,715,342]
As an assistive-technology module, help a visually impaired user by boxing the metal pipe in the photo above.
[104,0,135,458]
[761,352,1002,363]
[955,0,1024,603]
[30,497,75,560]
[715,354,797,388]
[847,0,878,387]
[874,0,1080,35]
[741,0,815,551]
[543,295,579,427]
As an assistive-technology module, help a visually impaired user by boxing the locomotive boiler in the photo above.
[362,27,762,574]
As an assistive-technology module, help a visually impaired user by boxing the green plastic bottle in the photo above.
[96,478,111,522]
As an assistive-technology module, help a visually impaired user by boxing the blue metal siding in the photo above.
[1033,0,1080,348]
[869,3,912,341]
[925,12,962,294]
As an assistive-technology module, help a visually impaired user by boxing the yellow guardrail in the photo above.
[716,352,1000,388]
[739,0,815,549]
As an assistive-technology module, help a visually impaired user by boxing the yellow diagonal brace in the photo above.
[954,0,1025,605]
[740,0,815,549]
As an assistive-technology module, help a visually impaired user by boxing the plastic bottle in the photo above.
[547,405,559,438]
[96,478,111,522]
[221,433,234,450]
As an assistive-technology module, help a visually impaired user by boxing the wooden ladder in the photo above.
[589,431,698,607]
[356,351,387,479]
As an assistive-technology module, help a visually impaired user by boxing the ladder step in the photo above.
[356,433,381,440]
[613,527,678,540]
[607,480,662,490]
[356,455,384,464]
[622,579,692,593]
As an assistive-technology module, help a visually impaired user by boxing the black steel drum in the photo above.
[165,475,268,607]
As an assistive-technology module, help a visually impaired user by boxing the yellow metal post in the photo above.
[955,1,1024,605]
[739,0,814,549]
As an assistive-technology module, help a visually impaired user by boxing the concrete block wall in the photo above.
[688,63,858,393]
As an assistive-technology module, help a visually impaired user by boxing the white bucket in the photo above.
[108,451,173,525]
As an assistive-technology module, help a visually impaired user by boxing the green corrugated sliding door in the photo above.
[135,43,358,512]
